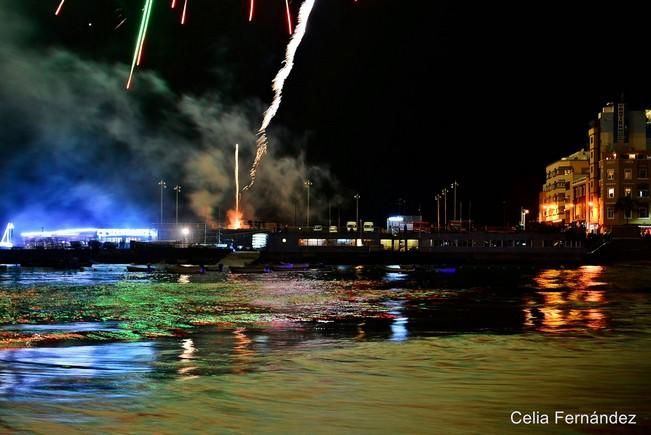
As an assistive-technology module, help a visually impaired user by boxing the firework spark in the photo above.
[54,0,66,16]
[235,143,240,218]
[126,0,155,90]
[171,0,177,8]
[248,0,255,22]
[243,0,315,191]
[181,0,189,24]
[114,17,127,31]
[285,0,293,35]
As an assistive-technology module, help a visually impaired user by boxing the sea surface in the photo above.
[0,263,650,434]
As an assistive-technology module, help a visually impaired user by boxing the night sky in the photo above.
[2,0,651,228]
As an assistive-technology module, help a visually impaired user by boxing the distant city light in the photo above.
[181,227,190,236]
[388,216,404,222]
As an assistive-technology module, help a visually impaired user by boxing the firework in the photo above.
[243,0,316,191]
[171,0,177,8]
[54,0,66,16]
[181,0,189,24]
[285,0,293,35]
[114,17,127,31]
[248,0,255,22]
[235,143,240,218]
[126,0,155,89]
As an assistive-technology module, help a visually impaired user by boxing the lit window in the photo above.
[607,169,615,180]
[607,208,615,219]
[608,188,615,198]
[640,208,650,219]
[629,154,637,160]
[625,188,632,197]
[625,169,633,180]
[640,188,650,198]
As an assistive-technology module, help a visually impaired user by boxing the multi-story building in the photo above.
[589,102,650,232]
[539,150,589,224]
[540,100,651,233]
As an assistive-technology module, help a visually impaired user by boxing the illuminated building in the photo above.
[540,101,651,233]
[386,215,424,234]
[589,101,650,232]
[20,228,158,248]
[539,150,589,224]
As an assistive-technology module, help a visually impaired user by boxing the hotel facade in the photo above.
[539,102,651,234]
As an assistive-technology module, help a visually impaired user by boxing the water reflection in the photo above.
[178,338,197,377]
[0,342,154,401]
[525,266,608,333]
[232,328,254,375]
[386,301,409,342]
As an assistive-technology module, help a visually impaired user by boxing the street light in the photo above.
[451,180,459,221]
[353,194,361,229]
[173,185,182,225]
[158,180,167,224]
[520,207,530,231]
[305,180,313,227]
[441,188,448,230]
[434,194,441,231]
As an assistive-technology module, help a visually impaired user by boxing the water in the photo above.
[1,264,650,433]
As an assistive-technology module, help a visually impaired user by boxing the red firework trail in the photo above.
[248,0,255,22]
[285,0,293,34]
[171,0,177,8]
[54,0,65,16]
[181,0,189,24]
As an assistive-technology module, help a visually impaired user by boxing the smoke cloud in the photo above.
[0,4,338,234]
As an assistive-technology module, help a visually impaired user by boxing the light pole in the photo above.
[434,194,441,231]
[305,180,313,227]
[173,185,182,225]
[158,180,167,225]
[520,207,530,231]
[442,188,448,230]
[354,194,360,229]
[328,201,332,228]
[451,180,459,221]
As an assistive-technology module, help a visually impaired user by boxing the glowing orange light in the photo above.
[227,209,243,229]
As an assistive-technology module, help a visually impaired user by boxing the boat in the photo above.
[271,262,310,272]
[229,265,272,274]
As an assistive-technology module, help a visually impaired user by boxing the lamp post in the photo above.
[520,207,530,231]
[305,180,313,227]
[173,185,181,225]
[434,194,441,231]
[442,188,448,230]
[451,180,459,221]
[354,193,360,229]
[158,180,167,225]
[328,201,332,228]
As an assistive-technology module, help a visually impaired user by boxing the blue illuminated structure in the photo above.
[20,227,158,248]
[0,223,14,248]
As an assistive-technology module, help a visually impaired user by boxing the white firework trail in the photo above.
[235,143,240,215]
[242,0,316,191]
